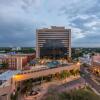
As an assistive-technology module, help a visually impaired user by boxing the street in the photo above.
[81,67,100,94]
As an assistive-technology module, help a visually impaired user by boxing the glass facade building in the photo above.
[36,26,71,59]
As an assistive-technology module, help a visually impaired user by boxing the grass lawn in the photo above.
[42,87,100,100]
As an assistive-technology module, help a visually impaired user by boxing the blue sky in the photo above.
[0,0,100,47]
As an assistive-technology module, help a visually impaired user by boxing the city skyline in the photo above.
[0,0,100,47]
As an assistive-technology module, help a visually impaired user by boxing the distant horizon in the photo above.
[0,46,100,48]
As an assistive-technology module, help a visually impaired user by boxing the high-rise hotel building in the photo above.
[36,26,71,59]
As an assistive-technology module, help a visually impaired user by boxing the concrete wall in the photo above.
[14,64,80,82]
[0,86,11,100]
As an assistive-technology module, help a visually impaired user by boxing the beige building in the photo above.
[0,53,35,70]
[36,26,71,59]
[0,55,27,70]
[90,54,100,75]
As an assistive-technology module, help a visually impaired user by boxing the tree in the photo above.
[75,69,80,75]
[70,70,76,76]
[2,62,9,69]
[22,79,33,94]
[66,71,71,77]
[59,92,71,100]
[54,72,61,80]
[60,70,70,79]
[82,63,89,67]
[67,57,72,63]
[10,91,18,100]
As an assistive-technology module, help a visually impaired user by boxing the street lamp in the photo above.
[77,62,80,67]
[77,62,80,65]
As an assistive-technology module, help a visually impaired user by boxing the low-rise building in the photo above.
[79,54,92,65]
[0,53,35,70]
[90,54,100,75]
[0,70,21,100]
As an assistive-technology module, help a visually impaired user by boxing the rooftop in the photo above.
[0,70,21,81]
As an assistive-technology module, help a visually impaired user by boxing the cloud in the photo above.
[84,20,100,27]
[0,0,100,47]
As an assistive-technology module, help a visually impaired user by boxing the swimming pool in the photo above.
[46,61,60,68]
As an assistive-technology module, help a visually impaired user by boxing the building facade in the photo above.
[36,26,71,59]
[0,55,27,70]
[0,53,35,70]
[90,54,100,75]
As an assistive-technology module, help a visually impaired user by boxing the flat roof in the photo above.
[0,70,21,81]
[0,53,35,58]
[37,26,71,32]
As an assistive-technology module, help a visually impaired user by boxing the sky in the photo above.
[0,0,100,47]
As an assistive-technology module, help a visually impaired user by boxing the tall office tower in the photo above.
[36,26,71,59]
